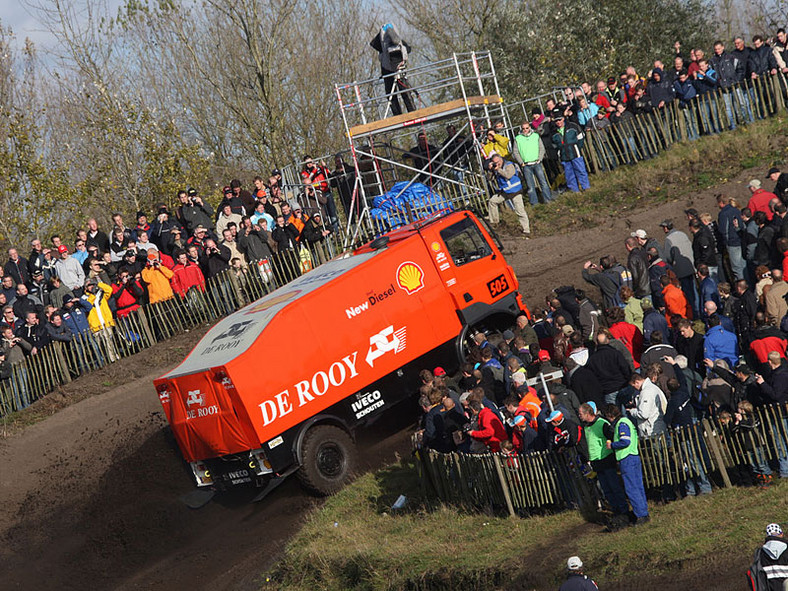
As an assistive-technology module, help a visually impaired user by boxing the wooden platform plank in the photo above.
[348,95,502,138]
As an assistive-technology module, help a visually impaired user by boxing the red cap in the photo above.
[433,366,447,377]
[538,350,551,362]
[57,245,68,254]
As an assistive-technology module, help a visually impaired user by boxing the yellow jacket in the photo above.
[142,265,174,304]
[482,133,510,159]
[86,281,116,332]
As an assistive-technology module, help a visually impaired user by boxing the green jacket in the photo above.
[513,131,545,166]
[611,417,639,461]
[585,416,614,462]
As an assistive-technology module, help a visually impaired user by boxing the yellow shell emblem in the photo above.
[396,262,425,295]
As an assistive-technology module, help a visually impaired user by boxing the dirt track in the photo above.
[0,330,418,591]
[0,167,764,590]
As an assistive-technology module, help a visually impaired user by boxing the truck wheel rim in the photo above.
[317,443,344,478]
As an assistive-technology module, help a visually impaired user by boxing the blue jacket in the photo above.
[710,313,736,334]
[704,325,739,368]
[664,366,694,428]
[694,67,718,94]
[643,308,670,345]
[61,298,92,335]
[552,122,584,162]
[699,276,720,311]
[577,102,599,127]
[494,161,523,195]
[559,572,599,591]
[646,68,675,106]
[673,78,697,106]
[717,204,743,247]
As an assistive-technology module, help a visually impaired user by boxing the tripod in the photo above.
[382,66,421,119]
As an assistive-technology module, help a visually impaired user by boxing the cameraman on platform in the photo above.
[486,153,532,237]
[371,23,415,117]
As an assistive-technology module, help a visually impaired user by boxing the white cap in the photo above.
[567,556,583,571]
[630,229,647,239]
[749,179,762,189]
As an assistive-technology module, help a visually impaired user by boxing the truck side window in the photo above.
[439,217,492,266]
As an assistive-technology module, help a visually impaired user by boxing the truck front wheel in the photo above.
[297,425,357,495]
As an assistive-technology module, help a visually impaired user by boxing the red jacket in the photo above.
[159,252,175,269]
[171,262,205,296]
[111,279,144,318]
[301,166,330,194]
[469,407,507,452]
[594,93,612,116]
[748,189,777,221]
[750,329,788,363]
[609,321,644,368]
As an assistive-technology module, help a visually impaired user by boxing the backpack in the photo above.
[605,265,632,308]
[484,359,504,383]
[746,546,768,591]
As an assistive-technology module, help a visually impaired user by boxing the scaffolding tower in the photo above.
[335,51,510,246]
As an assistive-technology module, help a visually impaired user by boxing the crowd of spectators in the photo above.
[398,32,788,241]
[416,166,788,529]
[0,168,345,400]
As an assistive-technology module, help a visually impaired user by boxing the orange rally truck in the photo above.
[154,210,526,496]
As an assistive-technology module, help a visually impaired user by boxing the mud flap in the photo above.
[180,489,216,509]
[252,466,300,503]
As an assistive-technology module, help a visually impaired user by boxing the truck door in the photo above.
[425,213,516,318]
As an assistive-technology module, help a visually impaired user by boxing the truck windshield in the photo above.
[439,217,492,266]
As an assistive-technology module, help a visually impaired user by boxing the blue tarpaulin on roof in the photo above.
[369,182,453,230]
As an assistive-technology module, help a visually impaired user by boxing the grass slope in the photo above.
[267,459,788,590]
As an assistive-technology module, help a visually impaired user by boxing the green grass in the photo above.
[266,458,788,590]
[496,116,788,238]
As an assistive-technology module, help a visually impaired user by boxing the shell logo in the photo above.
[396,262,425,295]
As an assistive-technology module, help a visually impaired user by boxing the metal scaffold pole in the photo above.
[334,51,506,244]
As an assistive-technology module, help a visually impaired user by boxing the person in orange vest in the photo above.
[517,384,543,428]
[660,274,690,325]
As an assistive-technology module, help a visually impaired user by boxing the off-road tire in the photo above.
[296,425,356,496]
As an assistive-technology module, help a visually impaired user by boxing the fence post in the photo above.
[52,342,72,385]
[136,307,156,349]
[491,454,516,518]
[702,418,732,489]
[225,270,246,309]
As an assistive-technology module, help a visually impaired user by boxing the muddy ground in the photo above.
[0,167,767,590]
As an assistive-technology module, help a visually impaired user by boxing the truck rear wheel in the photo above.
[297,425,356,496]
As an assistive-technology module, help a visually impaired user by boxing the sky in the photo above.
[3,2,48,46]
[1,0,125,49]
